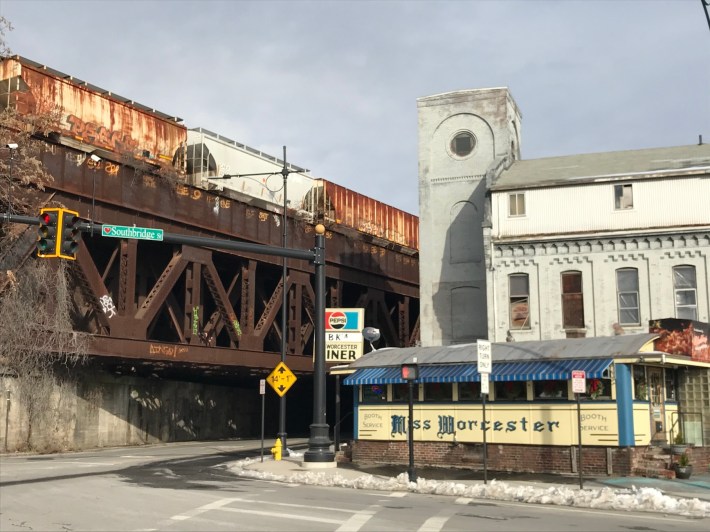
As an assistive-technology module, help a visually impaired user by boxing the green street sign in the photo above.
[101,224,164,241]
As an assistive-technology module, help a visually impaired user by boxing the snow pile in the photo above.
[228,456,710,518]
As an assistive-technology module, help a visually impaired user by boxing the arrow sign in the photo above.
[267,362,297,397]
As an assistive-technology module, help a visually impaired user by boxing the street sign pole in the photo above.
[576,392,583,489]
[477,339,492,485]
[572,370,586,489]
[260,379,266,463]
[482,386,488,484]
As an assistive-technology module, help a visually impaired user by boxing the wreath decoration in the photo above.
[587,379,604,399]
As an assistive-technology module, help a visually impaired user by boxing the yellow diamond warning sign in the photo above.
[267,362,297,397]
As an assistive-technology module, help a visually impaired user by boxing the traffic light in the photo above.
[401,364,419,380]
[59,209,81,260]
[37,208,60,258]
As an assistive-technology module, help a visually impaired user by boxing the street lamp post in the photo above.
[278,146,289,457]
[209,146,299,456]
[303,223,335,465]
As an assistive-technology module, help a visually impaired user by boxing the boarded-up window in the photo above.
[674,265,697,320]
[451,286,478,341]
[614,184,633,210]
[617,268,640,324]
[561,271,584,329]
[509,274,530,329]
[449,201,477,264]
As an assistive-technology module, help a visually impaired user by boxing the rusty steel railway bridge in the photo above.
[2,143,420,388]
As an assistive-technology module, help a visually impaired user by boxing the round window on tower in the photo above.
[449,131,476,158]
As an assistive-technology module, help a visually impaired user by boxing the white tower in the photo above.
[417,88,521,346]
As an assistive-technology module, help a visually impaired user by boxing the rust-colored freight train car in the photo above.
[0,55,186,170]
[305,179,418,251]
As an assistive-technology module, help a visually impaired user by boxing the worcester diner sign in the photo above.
[325,308,364,363]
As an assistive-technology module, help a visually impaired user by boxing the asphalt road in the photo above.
[1,440,708,531]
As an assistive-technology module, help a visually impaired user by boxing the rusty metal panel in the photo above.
[314,179,419,251]
[0,56,186,170]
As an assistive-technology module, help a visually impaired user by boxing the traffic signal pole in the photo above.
[2,213,315,262]
[2,212,335,465]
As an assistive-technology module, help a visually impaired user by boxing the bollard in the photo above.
[270,438,282,461]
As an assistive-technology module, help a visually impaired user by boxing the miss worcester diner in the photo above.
[342,322,710,477]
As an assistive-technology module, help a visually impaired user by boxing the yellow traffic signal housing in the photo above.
[59,209,81,260]
[37,208,81,260]
[37,208,60,258]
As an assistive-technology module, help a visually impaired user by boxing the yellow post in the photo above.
[270,438,282,461]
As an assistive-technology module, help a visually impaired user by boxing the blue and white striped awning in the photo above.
[343,358,613,386]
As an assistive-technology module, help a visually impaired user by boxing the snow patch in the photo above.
[228,457,710,518]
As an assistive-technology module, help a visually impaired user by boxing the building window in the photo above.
[561,271,584,329]
[534,380,567,400]
[450,131,476,157]
[582,378,612,400]
[361,384,387,403]
[673,265,698,320]
[392,383,409,403]
[458,382,481,401]
[509,193,526,216]
[614,184,633,210]
[616,268,640,325]
[509,274,530,329]
[665,369,676,402]
[633,366,648,401]
[494,381,527,401]
[423,383,453,402]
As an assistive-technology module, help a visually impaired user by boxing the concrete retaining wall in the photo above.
[0,369,259,453]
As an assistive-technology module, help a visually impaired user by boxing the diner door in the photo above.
[648,367,666,442]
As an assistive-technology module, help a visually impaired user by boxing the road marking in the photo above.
[170,497,239,521]
[455,497,472,504]
[336,508,377,532]
[221,496,358,514]
[417,515,450,532]
[385,491,407,497]
[218,506,342,524]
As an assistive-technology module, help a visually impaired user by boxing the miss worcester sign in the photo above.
[358,406,618,446]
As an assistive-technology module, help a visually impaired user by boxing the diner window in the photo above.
[534,380,567,399]
[673,265,698,320]
[583,378,612,400]
[392,383,409,403]
[509,273,530,329]
[616,268,640,325]
[561,271,584,329]
[458,382,481,401]
[361,384,387,403]
[423,383,453,402]
[494,381,527,401]
[509,193,526,216]
[614,184,633,210]
[633,366,648,401]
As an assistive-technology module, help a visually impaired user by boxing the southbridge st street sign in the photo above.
[102,224,164,241]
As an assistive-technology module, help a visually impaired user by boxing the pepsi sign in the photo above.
[325,309,363,332]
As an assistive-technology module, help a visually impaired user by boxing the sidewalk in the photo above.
[237,452,710,503]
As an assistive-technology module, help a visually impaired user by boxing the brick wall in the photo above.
[351,440,710,476]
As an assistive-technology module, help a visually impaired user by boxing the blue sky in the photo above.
[2,0,708,215]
